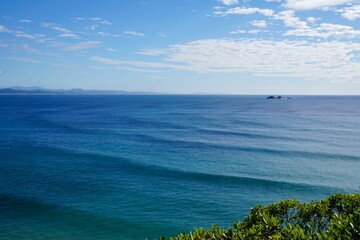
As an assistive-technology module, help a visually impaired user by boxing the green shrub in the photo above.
[161,193,360,240]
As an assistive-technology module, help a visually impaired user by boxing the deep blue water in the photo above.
[0,95,359,239]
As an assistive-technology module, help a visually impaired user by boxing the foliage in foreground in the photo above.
[161,193,360,240]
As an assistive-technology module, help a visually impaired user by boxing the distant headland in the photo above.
[0,86,154,95]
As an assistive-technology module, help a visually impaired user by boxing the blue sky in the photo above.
[1,0,360,94]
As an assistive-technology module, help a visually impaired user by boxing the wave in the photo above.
[24,111,295,141]
[193,128,315,142]
[117,133,360,162]
[10,143,344,193]
[0,192,153,240]
[23,114,360,162]
[26,114,191,133]
[24,114,353,161]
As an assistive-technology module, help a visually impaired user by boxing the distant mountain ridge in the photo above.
[0,86,154,95]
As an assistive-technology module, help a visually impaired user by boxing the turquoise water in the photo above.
[0,95,359,239]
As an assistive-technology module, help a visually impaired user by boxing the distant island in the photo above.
[267,95,291,99]
[0,86,154,95]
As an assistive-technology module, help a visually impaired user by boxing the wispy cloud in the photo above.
[0,25,12,33]
[284,22,360,39]
[75,17,111,25]
[214,7,274,17]
[230,29,246,34]
[42,22,72,33]
[13,31,47,43]
[250,20,267,28]
[41,22,79,40]
[337,5,360,20]
[0,25,47,42]
[19,19,32,23]
[123,31,145,37]
[283,0,351,10]
[86,24,99,30]
[248,29,261,34]
[4,57,41,63]
[273,10,360,39]
[220,6,360,39]
[112,39,360,82]
[307,17,321,24]
[15,43,39,53]
[97,31,110,37]
[106,48,117,52]
[59,33,80,39]
[116,66,163,73]
[14,31,45,39]
[90,56,174,68]
[90,56,165,73]
[217,0,239,6]
[64,41,101,51]
[136,48,168,56]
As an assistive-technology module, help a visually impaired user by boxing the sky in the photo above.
[1,0,360,94]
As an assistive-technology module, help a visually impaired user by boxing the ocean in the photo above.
[0,95,359,239]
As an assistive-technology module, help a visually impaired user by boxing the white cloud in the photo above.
[14,31,37,39]
[90,56,171,68]
[123,31,145,37]
[97,31,110,37]
[230,29,263,34]
[42,23,81,40]
[103,39,360,82]
[0,25,12,33]
[285,23,360,38]
[115,66,163,73]
[230,29,247,34]
[4,57,41,63]
[106,48,117,52]
[51,26,72,33]
[223,7,359,40]
[41,22,51,28]
[214,7,274,16]
[101,20,111,25]
[273,10,308,28]
[136,48,169,56]
[59,33,80,39]
[19,19,32,23]
[64,41,101,51]
[41,23,72,33]
[86,24,99,30]
[90,56,121,65]
[217,0,239,6]
[90,56,166,73]
[41,22,76,37]
[284,0,352,10]
[14,32,44,39]
[15,43,38,53]
[75,17,111,25]
[248,29,261,34]
[158,33,167,38]
[250,20,267,28]
[12,31,47,42]
[338,5,360,20]
[272,10,359,39]
[307,17,321,24]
